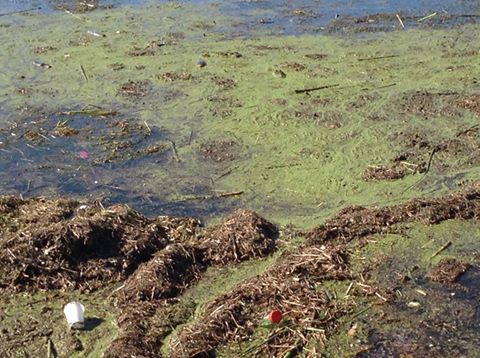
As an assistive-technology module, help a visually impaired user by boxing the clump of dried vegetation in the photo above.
[2,183,480,357]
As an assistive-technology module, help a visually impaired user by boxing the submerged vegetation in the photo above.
[0,1,480,357]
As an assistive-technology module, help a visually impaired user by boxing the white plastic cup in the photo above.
[63,301,85,330]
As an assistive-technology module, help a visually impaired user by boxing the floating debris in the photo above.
[407,301,421,308]
[196,58,207,68]
[87,30,105,38]
[32,60,52,69]
[79,150,90,160]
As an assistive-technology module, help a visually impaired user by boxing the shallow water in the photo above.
[2,0,480,35]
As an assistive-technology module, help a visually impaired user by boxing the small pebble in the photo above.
[196,59,207,68]
[272,69,286,78]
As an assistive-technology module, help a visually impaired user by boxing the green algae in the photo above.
[319,218,480,357]
[0,289,118,357]
[2,7,480,225]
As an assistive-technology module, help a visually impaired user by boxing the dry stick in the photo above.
[64,9,84,20]
[344,282,354,297]
[418,12,437,22]
[80,65,88,82]
[294,84,339,94]
[396,14,405,28]
[456,124,479,137]
[46,338,57,358]
[341,303,374,327]
[215,166,239,181]
[170,141,180,162]
[362,83,397,91]
[357,55,399,62]
[430,241,452,260]
[240,327,287,357]
[401,146,439,194]
[143,120,152,136]
[188,130,194,145]
[182,191,243,201]
[376,83,397,89]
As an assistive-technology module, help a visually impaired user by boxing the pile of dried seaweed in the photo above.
[115,209,279,304]
[0,196,200,291]
[306,184,480,245]
[105,209,279,357]
[199,209,278,264]
[169,244,349,357]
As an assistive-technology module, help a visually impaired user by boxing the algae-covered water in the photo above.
[1,1,480,357]
[1,0,479,225]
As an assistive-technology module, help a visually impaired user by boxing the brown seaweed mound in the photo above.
[199,209,278,264]
[105,209,279,358]
[169,245,349,358]
[0,197,197,291]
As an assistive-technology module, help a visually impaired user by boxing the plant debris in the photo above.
[0,198,171,291]
[2,183,480,356]
[105,209,278,357]
[118,80,150,98]
[427,258,471,284]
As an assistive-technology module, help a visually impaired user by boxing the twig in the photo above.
[188,130,194,145]
[357,55,399,62]
[294,84,339,94]
[375,292,388,302]
[456,124,479,137]
[430,241,452,260]
[6,248,16,259]
[170,141,180,162]
[396,14,405,28]
[417,12,437,22]
[107,284,126,299]
[80,65,88,82]
[181,191,243,201]
[46,338,56,358]
[265,163,302,170]
[64,9,84,20]
[401,146,439,193]
[215,166,238,181]
[143,120,152,136]
[362,83,397,91]
[240,327,286,357]
[344,282,354,297]
[218,191,244,198]
[341,304,373,327]
[376,83,397,89]
[61,108,117,116]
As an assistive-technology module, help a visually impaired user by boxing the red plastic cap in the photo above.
[267,310,282,324]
